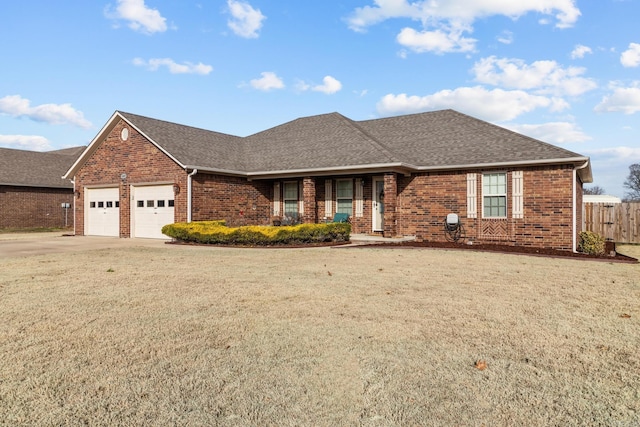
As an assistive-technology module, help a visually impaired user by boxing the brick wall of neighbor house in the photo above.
[73,119,188,237]
[396,165,578,251]
[191,173,271,226]
[0,185,74,229]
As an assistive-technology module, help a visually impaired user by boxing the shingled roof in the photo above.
[64,109,592,181]
[0,147,84,188]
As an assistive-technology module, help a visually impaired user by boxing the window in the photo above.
[336,179,353,215]
[137,200,144,208]
[90,202,96,208]
[115,201,120,208]
[106,201,113,208]
[146,200,154,208]
[157,200,165,208]
[168,200,174,207]
[483,173,507,218]
[98,201,104,208]
[283,182,298,216]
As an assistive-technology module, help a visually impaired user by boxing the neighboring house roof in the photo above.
[64,109,593,182]
[0,147,84,188]
[584,194,622,203]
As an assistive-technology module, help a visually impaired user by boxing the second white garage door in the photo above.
[133,185,175,239]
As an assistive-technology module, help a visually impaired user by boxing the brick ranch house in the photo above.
[0,146,83,229]
[63,109,592,251]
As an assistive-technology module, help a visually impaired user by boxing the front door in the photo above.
[372,177,384,231]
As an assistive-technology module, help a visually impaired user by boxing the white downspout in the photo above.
[573,160,590,253]
[187,169,198,223]
[572,169,577,252]
[69,179,76,235]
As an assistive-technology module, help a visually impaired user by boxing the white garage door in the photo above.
[86,188,120,237]
[133,185,175,239]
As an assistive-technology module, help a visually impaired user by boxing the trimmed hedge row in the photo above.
[161,220,351,246]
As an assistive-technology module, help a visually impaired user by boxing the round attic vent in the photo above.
[121,127,129,141]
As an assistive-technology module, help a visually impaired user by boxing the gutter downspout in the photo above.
[573,160,590,252]
[70,179,76,235]
[187,169,197,223]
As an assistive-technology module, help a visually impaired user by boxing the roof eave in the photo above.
[415,157,592,174]
[245,163,414,180]
[183,165,248,177]
[0,182,73,189]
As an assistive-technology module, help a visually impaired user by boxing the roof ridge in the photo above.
[337,114,400,163]
[118,111,241,139]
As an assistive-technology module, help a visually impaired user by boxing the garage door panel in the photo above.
[133,185,175,239]
[86,188,120,237]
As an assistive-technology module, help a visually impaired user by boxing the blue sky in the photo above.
[1,0,639,197]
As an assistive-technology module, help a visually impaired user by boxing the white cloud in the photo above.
[0,135,52,151]
[571,44,592,59]
[397,24,476,54]
[497,30,513,45]
[585,146,640,162]
[227,0,266,38]
[133,58,213,75]
[250,72,285,91]
[0,95,92,129]
[594,83,640,114]
[106,0,167,34]
[376,86,569,122]
[505,122,591,144]
[472,56,597,96]
[296,76,343,94]
[346,0,581,32]
[620,43,640,67]
[312,76,343,94]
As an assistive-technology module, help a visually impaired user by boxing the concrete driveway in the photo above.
[0,232,169,258]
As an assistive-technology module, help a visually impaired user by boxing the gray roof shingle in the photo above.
[357,110,587,167]
[119,112,246,172]
[0,147,84,188]
[68,109,590,180]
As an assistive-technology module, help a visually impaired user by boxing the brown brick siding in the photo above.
[73,119,188,237]
[395,166,578,250]
[0,185,74,229]
[192,173,271,226]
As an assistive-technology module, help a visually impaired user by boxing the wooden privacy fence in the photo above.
[583,202,640,243]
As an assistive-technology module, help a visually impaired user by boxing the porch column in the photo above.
[302,177,317,223]
[383,172,397,237]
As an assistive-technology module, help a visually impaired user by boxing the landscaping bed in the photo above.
[362,240,638,263]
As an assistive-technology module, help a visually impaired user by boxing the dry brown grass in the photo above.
[1,242,639,426]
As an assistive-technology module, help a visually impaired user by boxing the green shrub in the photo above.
[578,231,606,255]
[162,221,351,246]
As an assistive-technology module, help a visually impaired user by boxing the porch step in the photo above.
[349,234,416,245]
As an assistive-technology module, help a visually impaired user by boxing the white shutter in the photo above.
[355,178,363,217]
[325,179,332,218]
[512,171,523,219]
[273,182,280,216]
[467,173,477,219]
[298,182,304,216]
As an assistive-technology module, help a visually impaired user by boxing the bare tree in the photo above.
[623,163,640,201]
[583,185,606,195]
